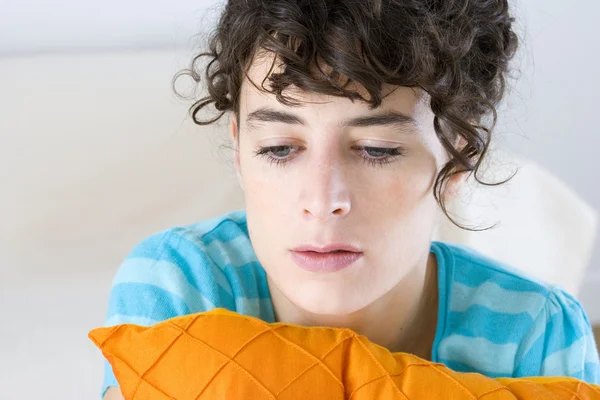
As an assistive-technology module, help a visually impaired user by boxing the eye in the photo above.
[363,147,390,158]
[354,146,404,166]
[269,146,293,158]
[253,145,301,166]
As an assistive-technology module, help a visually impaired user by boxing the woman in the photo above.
[102,0,599,398]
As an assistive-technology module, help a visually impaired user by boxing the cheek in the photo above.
[238,150,291,216]
[370,150,439,214]
[369,181,437,243]
[362,158,441,257]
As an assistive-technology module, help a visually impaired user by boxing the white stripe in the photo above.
[438,335,518,375]
[177,226,257,272]
[114,258,216,311]
[163,230,235,295]
[235,297,270,318]
[540,335,593,376]
[451,281,547,319]
[205,236,259,268]
[586,334,600,364]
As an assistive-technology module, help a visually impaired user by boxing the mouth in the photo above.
[292,244,362,253]
[290,245,363,273]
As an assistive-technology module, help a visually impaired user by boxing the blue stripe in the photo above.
[166,235,235,299]
[447,306,533,344]
[542,306,585,356]
[223,262,271,299]
[182,210,247,240]
[127,232,236,309]
[452,261,549,294]
[437,359,509,378]
[106,283,190,321]
[128,232,173,258]
[165,232,268,301]
[114,258,216,311]
[430,241,451,364]
[512,311,547,376]
[198,218,249,245]
[102,360,119,396]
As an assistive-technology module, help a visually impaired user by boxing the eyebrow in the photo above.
[245,107,417,132]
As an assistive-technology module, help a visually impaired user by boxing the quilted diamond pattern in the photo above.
[89,308,600,400]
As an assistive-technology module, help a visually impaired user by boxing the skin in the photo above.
[233,53,462,356]
[103,52,463,400]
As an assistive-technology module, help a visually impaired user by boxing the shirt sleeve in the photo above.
[100,229,229,398]
[514,286,600,384]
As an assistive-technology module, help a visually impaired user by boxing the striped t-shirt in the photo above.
[102,210,600,395]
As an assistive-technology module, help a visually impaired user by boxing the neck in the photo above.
[268,251,439,360]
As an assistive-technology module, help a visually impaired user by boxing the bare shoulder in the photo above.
[103,387,124,400]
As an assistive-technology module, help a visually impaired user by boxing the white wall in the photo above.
[0,0,219,54]
[0,50,246,400]
[0,1,598,399]
[2,0,598,345]
[497,0,600,319]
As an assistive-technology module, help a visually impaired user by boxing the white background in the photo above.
[5,0,595,322]
[1,0,598,398]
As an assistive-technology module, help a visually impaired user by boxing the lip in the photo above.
[292,244,362,253]
[290,244,363,273]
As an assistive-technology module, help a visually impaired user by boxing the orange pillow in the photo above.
[90,308,600,399]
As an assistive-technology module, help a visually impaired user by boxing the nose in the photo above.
[300,156,352,220]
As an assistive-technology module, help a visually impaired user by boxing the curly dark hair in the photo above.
[175,0,519,228]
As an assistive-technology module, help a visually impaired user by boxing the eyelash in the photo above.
[253,145,404,167]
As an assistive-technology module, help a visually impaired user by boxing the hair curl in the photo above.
[175,0,519,229]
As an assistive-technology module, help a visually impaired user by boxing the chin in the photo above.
[287,282,369,317]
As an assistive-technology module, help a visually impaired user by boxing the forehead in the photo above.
[238,51,429,122]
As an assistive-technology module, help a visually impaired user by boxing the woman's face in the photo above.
[232,55,453,316]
